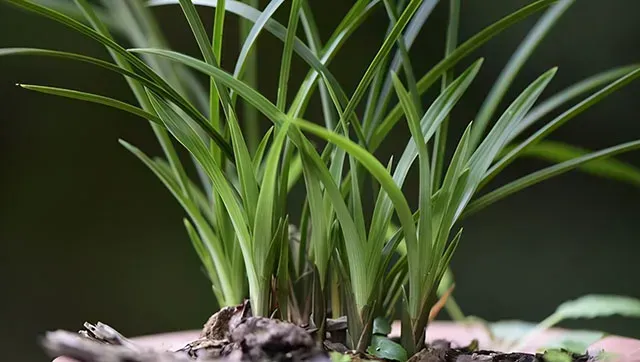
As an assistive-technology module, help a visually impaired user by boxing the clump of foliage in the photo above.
[3,0,640,359]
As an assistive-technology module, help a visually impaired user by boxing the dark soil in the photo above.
[42,303,597,362]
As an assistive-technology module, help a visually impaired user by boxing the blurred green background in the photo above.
[1,1,639,361]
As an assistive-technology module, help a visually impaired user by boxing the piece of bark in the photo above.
[231,317,327,362]
[201,302,249,341]
[43,330,222,362]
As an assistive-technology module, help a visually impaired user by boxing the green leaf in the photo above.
[372,317,392,336]
[275,216,290,320]
[367,335,408,362]
[507,65,639,146]
[30,0,123,33]
[0,48,233,158]
[368,59,482,256]
[340,0,427,142]
[330,352,351,362]
[276,0,302,110]
[555,295,640,320]
[372,0,438,132]
[18,84,161,124]
[381,0,422,115]
[174,0,224,159]
[483,66,640,187]
[470,0,574,146]
[392,72,433,316]
[432,124,472,254]
[5,0,200,119]
[465,140,640,217]
[432,0,461,190]
[286,152,303,191]
[252,126,274,178]
[4,0,179,101]
[371,0,557,147]
[183,218,224,303]
[149,0,351,121]
[145,90,261,312]
[458,68,558,221]
[253,121,290,279]
[542,349,573,362]
[513,295,640,351]
[299,0,336,131]
[292,120,415,326]
[301,154,329,285]
[177,0,216,64]
[227,107,260,226]
[130,48,286,124]
[231,0,284,105]
[298,138,367,308]
[119,140,240,306]
[504,140,640,187]
[289,0,379,118]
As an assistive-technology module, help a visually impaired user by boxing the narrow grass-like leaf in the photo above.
[287,151,303,191]
[18,84,162,124]
[252,126,274,177]
[276,0,302,110]
[155,159,216,225]
[130,47,374,307]
[372,54,482,151]
[237,0,260,154]
[289,0,379,118]
[340,0,427,143]
[372,0,438,133]
[131,48,286,123]
[301,157,329,285]
[253,121,290,285]
[275,216,290,320]
[231,0,285,105]
[70,0,199,206]
[456,68,558,220]
[183,218,224,303]
[177,0,216,64]
[432,124,472,259]
[145,91,263,313]
[392,72,432,317]
[505,140,640,187]
[368,59,482,254]
[382,0,422,113]
[0,47,233,158]
[298,140,368,310]
[292,119,418,309]
[149,0,351,121]
[299,0,337,131]
[432,0,460,189]
[31,0,124,32]
[211,0,226,158]
[483,67,640,188]
[465,140,640,217]
[119,140,240,305]
[4,0,190,103]
[227,108,260,226]
[371,0,557,148]
[507,65,639,145]
[470,0,574,146]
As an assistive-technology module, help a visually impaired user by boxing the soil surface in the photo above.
[43,303,597,362]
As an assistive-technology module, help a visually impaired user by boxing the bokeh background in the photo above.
[1,1,639,361]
